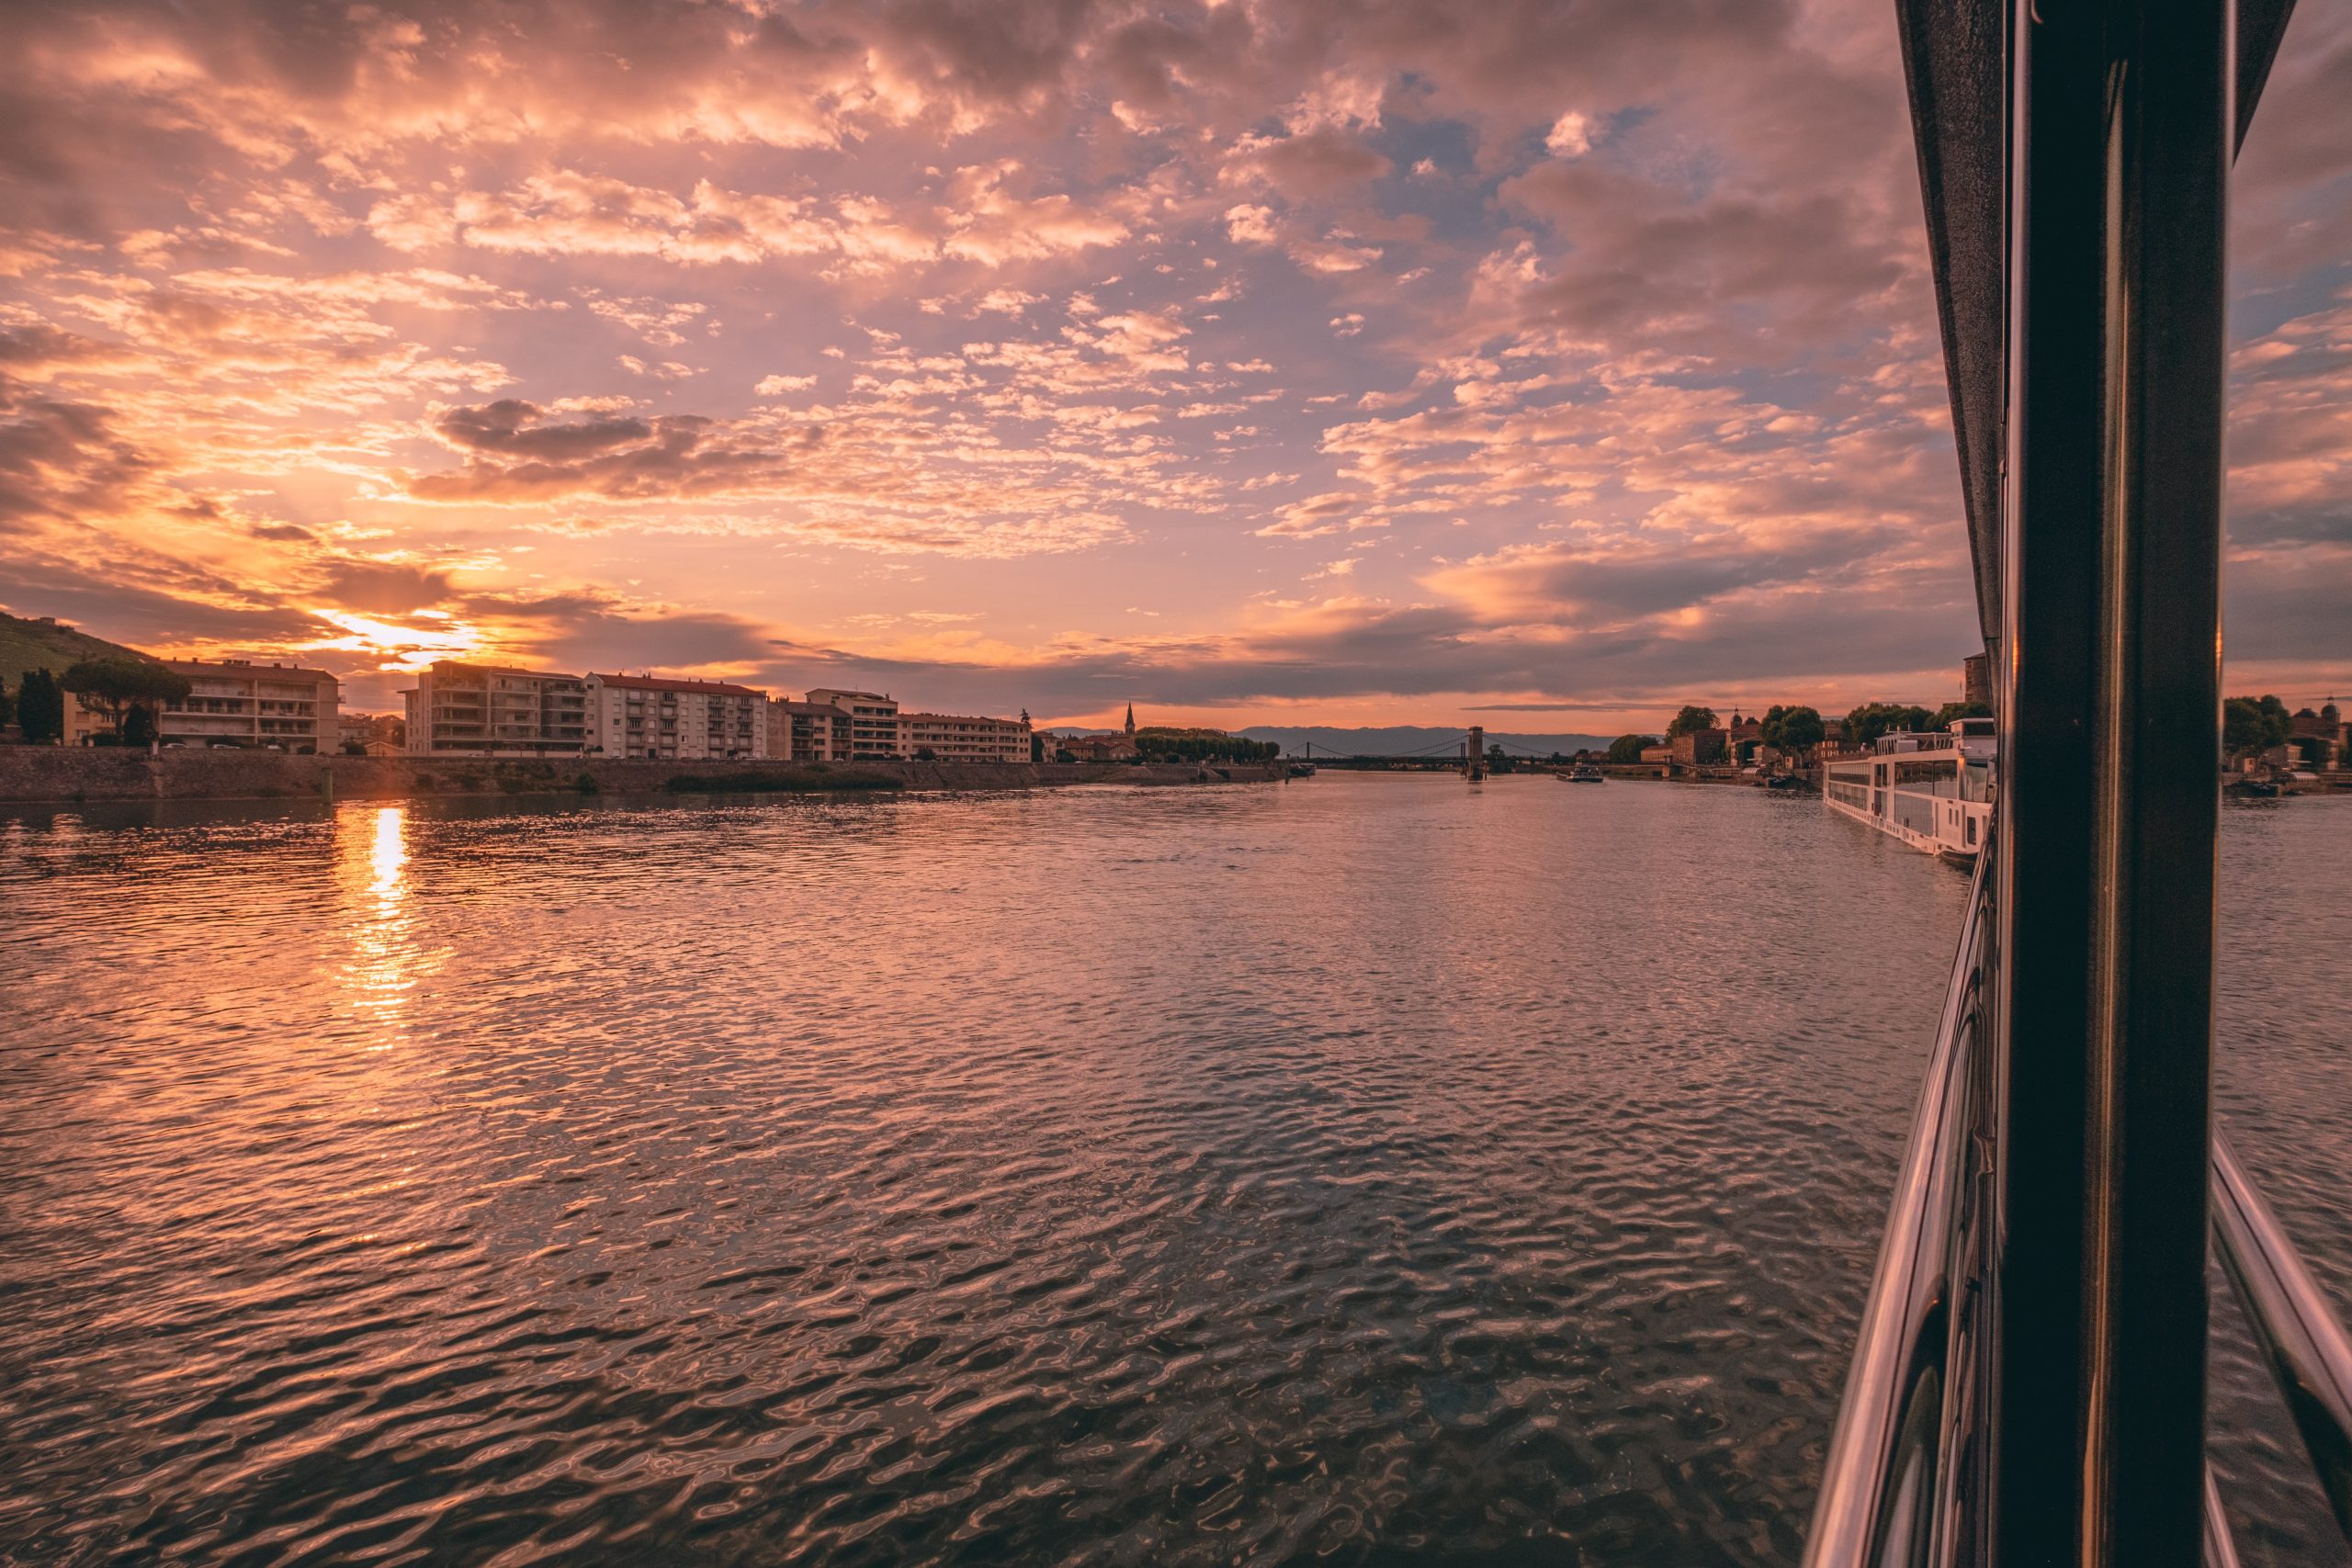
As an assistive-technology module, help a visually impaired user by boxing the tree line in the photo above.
[1602,699,1991,766]
[1132,728,1283,763]
[5,659,194,745]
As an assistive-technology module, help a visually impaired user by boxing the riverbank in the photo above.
[0,748,1286,804]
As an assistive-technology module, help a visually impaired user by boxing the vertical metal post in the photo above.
[1989,1,2233,1562]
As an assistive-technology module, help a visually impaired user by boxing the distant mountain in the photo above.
[1236,724,1615,759]
[0,610,154,686]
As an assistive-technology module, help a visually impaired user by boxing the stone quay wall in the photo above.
[0,747,1288,804]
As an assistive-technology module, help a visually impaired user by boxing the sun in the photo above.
[306,609,485,673]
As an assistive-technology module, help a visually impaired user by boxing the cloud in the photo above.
[1224,130,1394,197]
[367,167,1123,276]
[1224,204,1280,246]
[0,0,2338,716]
[1544,111,1593,158]
[0,385,153,535]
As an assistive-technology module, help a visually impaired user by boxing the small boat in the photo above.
[1559,765,1605,783]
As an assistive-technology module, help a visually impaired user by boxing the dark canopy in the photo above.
[1894,0,2300,644]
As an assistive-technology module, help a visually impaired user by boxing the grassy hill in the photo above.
[0,610,155,687]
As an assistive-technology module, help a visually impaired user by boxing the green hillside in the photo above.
[0,610,156,687]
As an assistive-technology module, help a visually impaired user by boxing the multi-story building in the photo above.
[1962,651,1994,711]
[401,661,590,757]
[897,711,1032,763]
[766,699,851,762]
[588,674,767,760]
[67,658,341,751]
[1671,728,1728,766]
[804,689,903,759]
[2289,703,2345,770]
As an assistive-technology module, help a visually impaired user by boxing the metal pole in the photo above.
[1989,1,2232,1562]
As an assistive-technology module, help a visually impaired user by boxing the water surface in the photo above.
[1,778,2343,1564]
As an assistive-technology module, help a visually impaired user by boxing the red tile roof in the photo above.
[591,673,765,697]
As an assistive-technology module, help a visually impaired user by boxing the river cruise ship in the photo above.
[1821,718,1995,862]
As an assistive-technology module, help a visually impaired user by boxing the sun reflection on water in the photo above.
[341,805,424,1037]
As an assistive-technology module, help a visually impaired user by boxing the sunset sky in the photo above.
[2,0,2345,728]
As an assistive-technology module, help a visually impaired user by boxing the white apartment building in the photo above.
[69,658,341,751]
[766,699,850,762]
[589,674,768,760]
[804,689,903,759]
[898,711,1032,763]
[402,661,591,757]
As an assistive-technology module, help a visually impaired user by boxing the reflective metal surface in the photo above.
[1804,857,1989,1568]
[1988,1,2234,1558]
[2211,1130,2352,1542]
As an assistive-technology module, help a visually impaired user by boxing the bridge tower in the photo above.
[1464,725,1486,781]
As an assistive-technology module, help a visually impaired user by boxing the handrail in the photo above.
[1807,860,2352,1565]
[2210,1130,2352,1541]
[1804,855,1989,1563]
[2201,1464,2241,1568]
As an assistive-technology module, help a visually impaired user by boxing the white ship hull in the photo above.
[1823,724,1995,861]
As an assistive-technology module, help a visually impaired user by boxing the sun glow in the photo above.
[308,610,484,672]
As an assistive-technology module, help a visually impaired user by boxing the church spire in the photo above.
[1124,701,1136,737]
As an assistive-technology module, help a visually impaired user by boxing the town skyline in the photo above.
[3,2,2345,733]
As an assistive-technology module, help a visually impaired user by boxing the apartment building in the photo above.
[898,711,1032,763]
[69,658,341,750]
[766,698,851,762]
[401,660,591,757]
[589,674,768,760]
[804,689,903,759]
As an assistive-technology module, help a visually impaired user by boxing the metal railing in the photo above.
[1808,852,2352,1565]
[2211,1132,2352,1541]
[1804,854,1992,1565]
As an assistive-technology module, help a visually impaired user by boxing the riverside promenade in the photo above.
[0,748,1286,805]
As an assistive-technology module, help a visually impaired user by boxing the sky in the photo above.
[1,0,2345,729]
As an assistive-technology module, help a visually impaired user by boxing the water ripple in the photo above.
[1,784,2341,1564]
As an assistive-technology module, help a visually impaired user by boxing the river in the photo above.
[1,777,2344,1564]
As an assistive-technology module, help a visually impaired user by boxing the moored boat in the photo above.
[1821,717,1994,860]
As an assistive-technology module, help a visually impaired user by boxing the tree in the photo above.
[1762,705,1825,755]
[1607,733,1659,764]
[60,659,190,739]
[17,669,65,745]
[1665,705,1718,739]
[121,705,159,748]
[2222,694,2293,757]
[1844,702,1934,750]
[1131,726,1279,764]
[0,675,11,731]
[1930,700,1992,731]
